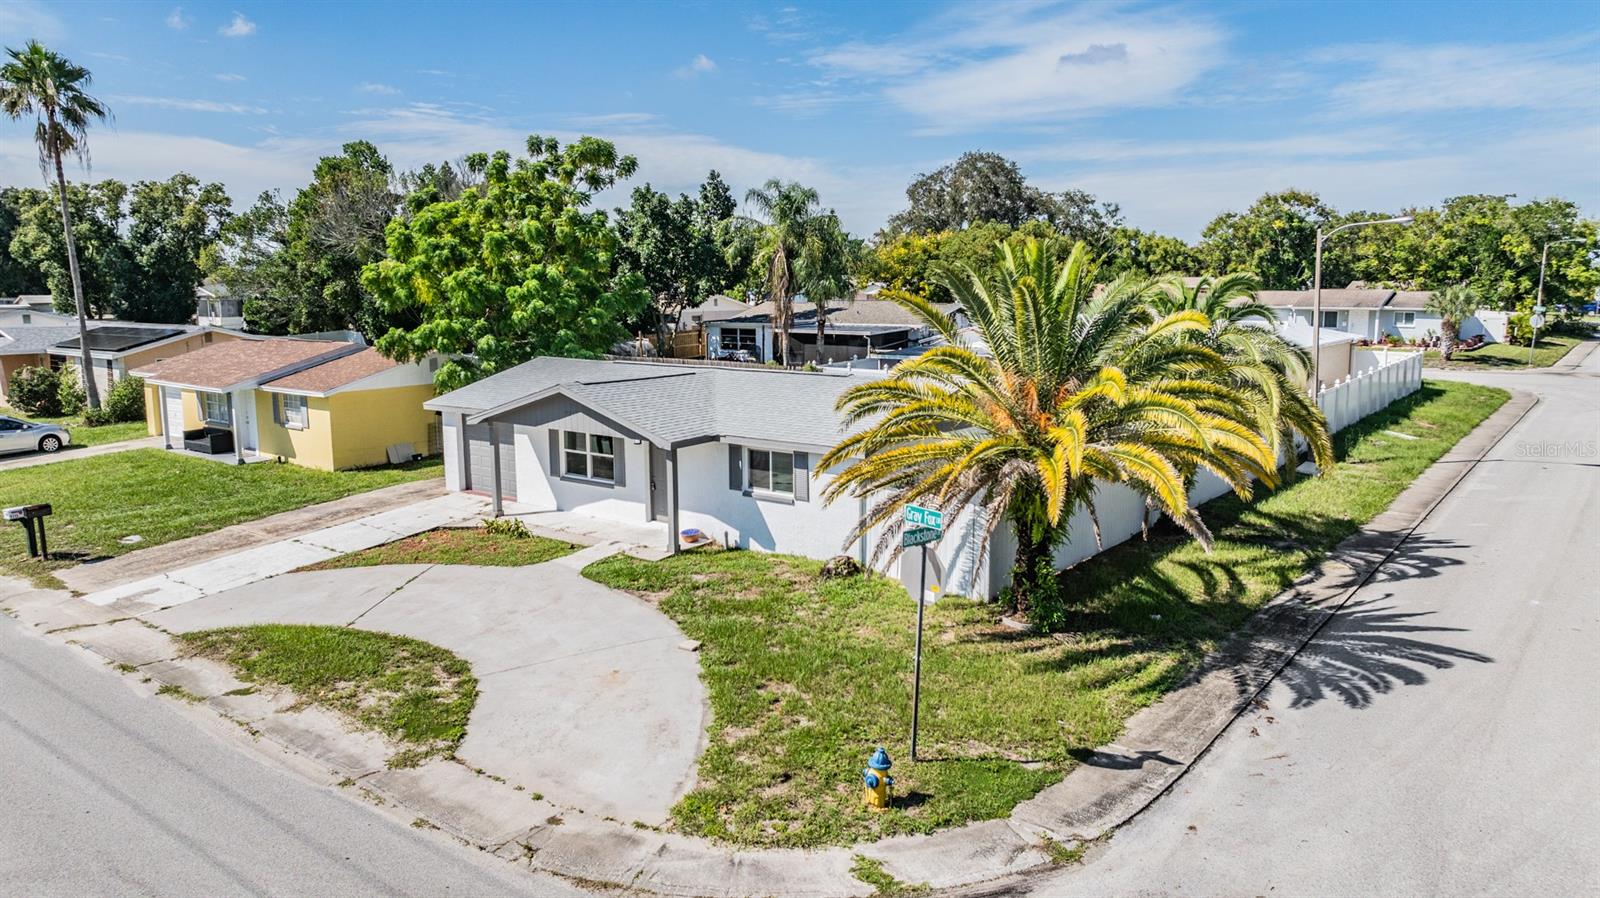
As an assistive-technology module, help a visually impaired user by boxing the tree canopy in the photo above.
[364,135,650,390]
[612,171,741,348]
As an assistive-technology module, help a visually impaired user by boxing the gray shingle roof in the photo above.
[0,326,87,355]
[426,357,884,449]
[1256,289,1396,309]
[1387,291,1434,310]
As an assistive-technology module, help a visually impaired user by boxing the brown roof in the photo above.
[133,338,354,389]
[264,347,404,394]
[1256,289,1396,310]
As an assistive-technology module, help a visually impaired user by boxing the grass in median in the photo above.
[179,624,477,767]
[1424,332,1584,369]
[0,449,440,586]
[298,525,580,571]
[581,379,1509,848]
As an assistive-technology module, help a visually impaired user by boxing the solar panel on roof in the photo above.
[54,326,185,352]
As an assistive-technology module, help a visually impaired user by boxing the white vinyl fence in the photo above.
[1316,350,1423,433]
[955,349,1427,600]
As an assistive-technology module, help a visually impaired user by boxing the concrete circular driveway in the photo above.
[145,553,707,824]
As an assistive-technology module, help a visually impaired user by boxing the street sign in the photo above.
[904,505,943,531]
[1533,305,1546,314]
[1531,313,1546,329]
[902,526,940,548]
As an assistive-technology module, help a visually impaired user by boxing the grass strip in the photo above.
[179,623,477,768]
[298,526,580,571]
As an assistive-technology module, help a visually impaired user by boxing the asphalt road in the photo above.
[0,614,593,898]
[997,348,1600,897]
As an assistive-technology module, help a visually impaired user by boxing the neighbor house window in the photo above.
[201,391,231,425]
[562,430,616,482]
[1396,311,1416,327]
[1320,310,1343,328]
[281,394,309,430]
[747,447,794,495]
[719,327,759,353]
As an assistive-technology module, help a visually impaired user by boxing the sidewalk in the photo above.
[74,489,490,611]
[0,435,161,472]
[57,478,450,596]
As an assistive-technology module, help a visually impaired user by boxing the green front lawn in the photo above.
[179,624,477,768]
[0,449,441,585]
[1424,332,1585,369]
[299,525,580,571]
[582,379,1509,848]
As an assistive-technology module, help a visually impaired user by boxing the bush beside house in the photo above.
[7,365,65,416]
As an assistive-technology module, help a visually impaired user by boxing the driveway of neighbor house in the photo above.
[0,435,165,472]
[141,545,707,825]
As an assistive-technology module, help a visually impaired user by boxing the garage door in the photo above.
[464,422,516,500]
[163,388,184,448]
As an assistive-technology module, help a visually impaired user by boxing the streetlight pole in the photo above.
[1312,215,1414,391]
[1531,237,1583,365]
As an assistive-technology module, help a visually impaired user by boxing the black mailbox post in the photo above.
[4,503,53,559]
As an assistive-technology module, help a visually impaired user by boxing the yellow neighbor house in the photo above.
[133,339,439,470]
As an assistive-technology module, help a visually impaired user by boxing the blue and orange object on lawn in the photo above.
[862,746,894,810]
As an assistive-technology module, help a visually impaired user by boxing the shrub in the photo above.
[7,365,63,416]
[481,517,533,539]
[103,375,146,423]
[83,405,113,426]
[56,364,86,417]
[1505,311,1532,346]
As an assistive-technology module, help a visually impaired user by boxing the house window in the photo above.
[747,447,795,495]
[719,327,759,354]
[281,394,309,430]
[201,392,231,426]
[1320,310,1343,328]
[1396,311,1416,327]
[562,430,616,482]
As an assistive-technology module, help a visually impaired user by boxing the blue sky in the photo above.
[2,0,1597,239]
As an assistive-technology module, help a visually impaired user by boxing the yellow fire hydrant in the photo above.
[862,746,894,811]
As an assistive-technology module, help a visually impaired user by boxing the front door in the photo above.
[649,444,668,522]
[163,387,184,448]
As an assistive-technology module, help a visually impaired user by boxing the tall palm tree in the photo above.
[744,179,820,365]
[1,41,110,408]
[821,238,1282,623]
[1151,273,1334,477]
[1425,284,1480,360]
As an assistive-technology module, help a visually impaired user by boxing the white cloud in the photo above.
[1321,38,1599,115]
[219,11,256,38]
[357,82,402,95]
[214,72,246,82]
[674,54,717,78]
[805,3,1225,130]
[564,112,661,128]
[110,95,267,114]
[2,1,66,41]
[165,6,190,30]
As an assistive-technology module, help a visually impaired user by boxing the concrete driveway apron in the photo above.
[146,546,707,825]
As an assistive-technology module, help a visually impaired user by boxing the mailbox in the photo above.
[4,503,52,559]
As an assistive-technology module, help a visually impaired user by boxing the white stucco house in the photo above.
[1254,287,1506,343]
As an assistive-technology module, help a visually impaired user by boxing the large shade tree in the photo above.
[1,41,110,407]
[613,171,740,353]
[822,238,1312,627]
[364,135,649,390]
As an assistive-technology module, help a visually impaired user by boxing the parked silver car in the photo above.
[0,416,71,455]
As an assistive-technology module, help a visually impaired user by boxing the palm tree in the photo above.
[1,41,110,409]
[1426,284,1480,360]
[744,179,820,365]
[820,238,1282,624]
[1151,273,1334,477]
[797,211,854,359]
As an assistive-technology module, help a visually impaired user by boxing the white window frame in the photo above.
[1320,310,1346,329]
[561,430,616,484]
[746,447,795,497]
[1396,311,1416,328]
[200,391,231,426]
[281,394,309,430]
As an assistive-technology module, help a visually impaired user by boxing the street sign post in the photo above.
[902,506,943,761]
